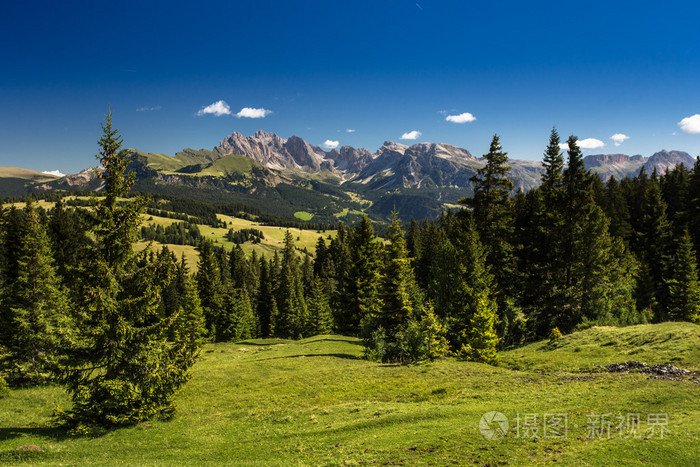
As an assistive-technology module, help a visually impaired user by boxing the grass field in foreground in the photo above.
[0,323,698,465]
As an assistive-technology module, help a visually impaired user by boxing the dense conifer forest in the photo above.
[1,119,699,430]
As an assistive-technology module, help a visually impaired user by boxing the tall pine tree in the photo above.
[56,111,201,429]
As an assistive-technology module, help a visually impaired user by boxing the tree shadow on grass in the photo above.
[0,425,72,443]
[235,340,287,346]
[254,353,361,361]
[236,336,363,347]
[298,337,363,346]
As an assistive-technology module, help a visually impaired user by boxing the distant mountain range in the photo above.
[2,131,697,222]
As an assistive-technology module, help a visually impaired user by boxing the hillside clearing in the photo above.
[1,323,698,465]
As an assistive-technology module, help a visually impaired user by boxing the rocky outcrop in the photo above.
[584,150,695,180]
[214,130,327,171]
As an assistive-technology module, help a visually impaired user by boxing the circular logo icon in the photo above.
[479,411,509,440]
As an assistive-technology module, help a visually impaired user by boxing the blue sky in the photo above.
[2,0,700,175]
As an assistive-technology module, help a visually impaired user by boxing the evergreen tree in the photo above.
[196,239,223,336]
[445,216,494,350]
[48,198,91,293]
[461,135,515,282]
[173,275,206,344]
[458,292,500,365]
[661,163,690,236]
[256,257,276,337]
[419,302,449,360]
[307,277,333,335]
[414,220,445,291]
[1,200,72,385]
[328,222,351,331]
[541,127,565,196]
[341,216,381,334]
[217,288,256,341]
[666,230,700,323]
[378,211,420,344]
[56,111,201,429]
[273,231,308,338]
[405,218,420,260]
[460,134,516,331]
[687,157,700,252]
[603,176,633,242]
[636,175,673,319]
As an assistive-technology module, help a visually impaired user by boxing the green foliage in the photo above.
[419,303,449,360]
[0,373,8,398]
[307,277,333,335]
[196,239,223,335]
[377,211,418,343]
[549,327,563,341]
[272,231,308,338]
[636,175,673,318]
[217,288,256,342]
[458,293,500,365]
[0,200,72,386]
[666,230,700,323]
[341,216,382,334]
[55,111,201,429]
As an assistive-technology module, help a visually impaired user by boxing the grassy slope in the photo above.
[135,213,335,269]
[0,168,58,182]
[1,323,698,465]
[501,322,700,372]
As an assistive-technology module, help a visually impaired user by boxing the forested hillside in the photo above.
[1,119,699,436]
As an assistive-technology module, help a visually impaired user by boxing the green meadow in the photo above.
[1,323,698,465]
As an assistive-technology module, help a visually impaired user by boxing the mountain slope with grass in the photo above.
[5,131,697,222]
[1,323,698,465]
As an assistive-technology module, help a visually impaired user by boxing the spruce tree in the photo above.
[666,230,700,323]
[419,302,449,360]
[603,176,633,242]
[460,134,516,330]
[1,200,72,385]
[217,288,256,341]
[256,257,276,337]
[56,111,201,429]
[687,157,700,253]
[447,216,494,350]
[458,292,500,365]
[378,211,420,343]
[48,198,91,294]
[342,216,381,334]
[307,277,333,335]
[173,275,206,344]
[636,176,673,319]
[273,231,308,338]
[196,239,223,336]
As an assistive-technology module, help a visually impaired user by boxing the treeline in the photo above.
[174,130,700,364]
[2,115,699,430]
[225,228,264,244]
[141,221,202,246]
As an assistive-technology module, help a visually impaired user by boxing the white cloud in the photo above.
[559,138,605,150]
[136,105,161,112]
[236,107,272,118]
[610,133,630,146]
[678,114,700,134]
[42,170,65,177]
[401,130,422,140]
[578,138,605,149]
[346,128,356,133]
[445,112,476,123]
[197,100,231,116]
[323,140,340,149]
